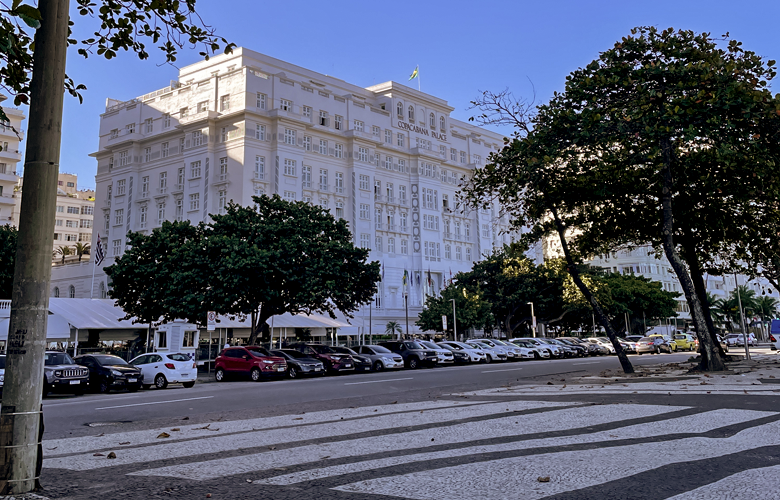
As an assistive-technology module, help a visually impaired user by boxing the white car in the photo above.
[419,341,455,364]
[511,338,563,358]
[437,341,486,363]
[0,354,5,394]
[466,340,508,362]
[509,340,551,359]
[129,352,198,389]
[490,339,535,360]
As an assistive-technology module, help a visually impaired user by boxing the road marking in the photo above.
[95,396,214,411]
[344,377,413,386]
[573,361,602,365]
[482,367,524,373]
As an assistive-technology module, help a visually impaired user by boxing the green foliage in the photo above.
[295,328,312,342]
[73,242,90,262]
[755,295,779,321]
[0,224,17,298]
[0,0,235,123]
[54,245,73,264]
[385,321,402,336]
[106,195,380,331]
[416,285,492,335]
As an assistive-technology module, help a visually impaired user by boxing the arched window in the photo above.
[408,105,414,122]
[429,113,435,129]
[100,282,106,299]
[440,116,445,130]
[53,287,59,298]
[396,102,403,117]
[69,285,75,298]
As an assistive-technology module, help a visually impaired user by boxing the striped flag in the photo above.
[403,269,408,286]
[94,234,105,266]
[408,66,419,80]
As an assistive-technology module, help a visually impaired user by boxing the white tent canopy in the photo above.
[0,313,72,341]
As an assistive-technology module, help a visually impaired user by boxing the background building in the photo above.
[0,97,25,227]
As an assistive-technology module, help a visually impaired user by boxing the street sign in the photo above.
[207,311,216,331]
[442,315,447,331]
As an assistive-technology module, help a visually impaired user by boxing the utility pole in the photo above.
[0,0,69,493]
[451,298,457,342]
[734,273,750,360]
[404,293,408,339]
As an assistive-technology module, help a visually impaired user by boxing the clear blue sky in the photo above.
[35,0,780,189]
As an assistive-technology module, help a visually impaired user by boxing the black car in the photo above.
[269,349,325,378]
[330,346,372,372]
[74,354,143,393]
[286,343,355,373]
[378,341,438,369]
[43,351,89,395]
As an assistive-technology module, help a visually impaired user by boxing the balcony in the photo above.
[214,173,229,184]
[171,183,184,193]
[253,172,265,181]
[157,186,168,195]
[0,193,15,205]
[0,170,18,183]
[318,184,329,192]
[0,148,22,162]
[302,180,312,188]
[334,186,344,194]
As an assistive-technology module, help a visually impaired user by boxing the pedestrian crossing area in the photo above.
[42,393,780,499]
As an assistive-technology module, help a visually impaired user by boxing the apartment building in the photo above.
[0,97,25,227]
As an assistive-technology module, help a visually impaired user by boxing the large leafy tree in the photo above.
[416,284,492,338]
[466,27,780,371]
[107,195,380,344]
[0,225,16,298]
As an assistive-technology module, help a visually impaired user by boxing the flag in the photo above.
[381,262,384,281]
[94,234,105,266]
[416,272,420,286]
[408,65,419,80]
[449,268,453,285]
[403,269,408,286]
[427,268,432,286]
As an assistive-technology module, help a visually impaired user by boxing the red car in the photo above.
[286,343,355,374]
[214,346,287,382]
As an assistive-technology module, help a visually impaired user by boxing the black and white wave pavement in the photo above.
[41,389,780,499]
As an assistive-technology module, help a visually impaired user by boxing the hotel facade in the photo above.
[51,48,526,336]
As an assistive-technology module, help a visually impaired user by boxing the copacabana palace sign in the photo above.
[397,120,447,141]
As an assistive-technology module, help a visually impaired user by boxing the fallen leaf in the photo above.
[96,433,105,437]
[390,401,398,404]
[274,468,287,471]
[182,416,190,420]
[171,428,181,432]
[320,456,330,460]
[547,381,554,385]
[119,442,130,445]
[206,494,212,498]
[293,418,303,421]
[195,424,212,429]
[157,432,171,439]
[538,476,551,483]
[107,452,116,459]
[93,453,105,457]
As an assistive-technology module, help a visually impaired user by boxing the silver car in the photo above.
[490,339,535,360]
[437,341,486,363]
[419,341,455,365]
[466,340,507,362]
[510,340,551,359]
[353,345,405,371]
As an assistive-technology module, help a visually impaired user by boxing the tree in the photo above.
[756,296,779,322]
[54,245,72,264]
[73,242,90,262]
[385,321,402,337]
[107,195,380,345]
[416,285,492,339]
[467,27,780,371]
[0,225,16,298]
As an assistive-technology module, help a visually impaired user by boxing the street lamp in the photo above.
[404,292,409,340]
[451,298,457,342]
[734,273,750,360]
[528,302,536,337]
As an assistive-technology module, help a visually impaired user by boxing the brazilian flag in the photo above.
[409,66,419,80]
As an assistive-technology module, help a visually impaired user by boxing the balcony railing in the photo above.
[318,184,329,192]
[254,172,265,180]
[157,186,168,195]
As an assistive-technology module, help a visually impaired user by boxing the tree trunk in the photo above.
[247,307,271,346]
[0,0,70,494]
[550,207,634,374]
[659,138,724,371]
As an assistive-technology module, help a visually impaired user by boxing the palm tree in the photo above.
[73,242,91,262]
[755,295,779,321]
[54,245,73,264]
[385,320,403,338]
[705,292,726,325]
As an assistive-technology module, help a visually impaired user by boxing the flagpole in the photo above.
[417,63,420,91]
[90,258,97,298]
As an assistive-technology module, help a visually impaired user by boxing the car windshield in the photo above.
[281,349,307,359]
[44,352,74,365]
[0,356,5,369]
[166,353,190,362]
[639,337,653,342]
[247,347,271,357]
[368,346,392,354]
[441,343,460,350]
[93,355,128,366]
[469,342,488,349]
[404,342,423,350]
[420,341,438,349]
[310,344,335,354]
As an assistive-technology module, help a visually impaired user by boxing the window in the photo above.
[257,93,266,109]
[358,147,368,162]
[408,105,414,122]
[177,167,185,187]
[359,204,370,219]
[429,112,435,129]
[319,198,328,209]
[386,183,394,201]
[190,161,202,178]
[455,221,461,237]
[398,159,406,172]
[280,99,292,111]
[375,236,382,252]
[385,156,393,169]
[440,116,446,130]
[81,206,94,215]
[157,202,165,224]
[104,214,109,231]
[466,247,472,261]
[116,179,126,195]
[482,224,490,237]
[118,151,129,167]
[126,123,135,134]
[220,127,228,142]
[157,331,167,349]
[302,105,312,118]
[385,130,392,144]
[399,185,407,202]
[144,118,153,133]
[334,115,343,130]
[375,207,382,226]
[456,246,462,261]
[460,151,466,163]
[360,233,370,248]
[163,113,170,129]
[254,185,265,196]
[450,148,457,161]
[284,128,296,145]
[283,159,296,176]
[192,130,204,146]
[465,223,470,238]
[218,189,227,214]
[55,219,63,226]
[219,156,228,177]
[255,156,265,179]
[110,129,118,139]
[67,206,79,214]
[108,156,114,170]
[335,201,344,218]
[180,106,189,118]
[319,168,328,190]
[334,144,343,158]
[139,206,147,228]
[473,154,482,165]
[335,172,344,193]
[440,145,446,157]
[353,120,364,132]
[54,287,59,298]
[175,199,183,221]
[396,102,403,117]
[401,239,408,254]
[302,135,311,151]
[159,171,167,190]
[397,134,405,147]
[283,190,296,202]
[69,285,76,298]
[197,101,208,113]
[400,212,407,230]
[189,193,200,211]
[141,176,149,197]
[301,165,311,187]
[179,137,185,152]
[219,94,230,111]
[372,125,380,136]
[359,174,370,191]
[79,233,91,242]
[161,141,169,158]
[374,180,381,200]
[56,206,65,213]
[319,139,328,155]
[319,110,328,127]
[445,244,451,259]
[112,239,121,256]
[66,220,77,228]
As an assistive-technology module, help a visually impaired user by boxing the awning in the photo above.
[0,313,73,341]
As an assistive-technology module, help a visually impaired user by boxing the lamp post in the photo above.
[528,302,536,337]
[734,273,750,360]
[451,298,457,342]
[404,292,409,340]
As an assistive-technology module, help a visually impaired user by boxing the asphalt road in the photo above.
[42,352,692,439]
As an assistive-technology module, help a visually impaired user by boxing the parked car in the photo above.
[555,338,589,357]
[673,334,698,351]
[378,341,438,369]
[717,335,730,353]
[592,337,617,354]
[649,334,677,351]
[213,346,287,382]
[43,351,90,395]
[437,341,486,363]
[469,339,515,360]
[513,337,562,358]
[617,339,638,354]
[576,338,610,355]
[269,349,325,378]
[418,341,455,365]
[330,346,373,372]
[724,333,756,347]
[510,339,552,359]
[466,340,507,362]
[129,352,197,389]
[352,345,405,371]
[542,338,578,358]
[74,354,143,393]
[287,343,355,374]
[625,335,645,343]
[635,337,658,354]
[0,354,6,395]
[491,339,536,360]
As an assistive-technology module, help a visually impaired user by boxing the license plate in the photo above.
[314,367,321,371]
[344,364,352,368]
[277,367,285,372]
[128,378,137,383]
[69,380,80,385]
[181,373,189,377]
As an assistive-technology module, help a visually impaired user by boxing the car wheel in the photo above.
[154,374,168,390]
[127,385,140,393]
[215,368,226,382]
[99,379,110,393]
[533,352,541,360]
[182,381,195,388]
[407,357,419,369]
[288,366,298,379]
[250,367,262,381]
[373,361,384,372]
[485,354,492,363]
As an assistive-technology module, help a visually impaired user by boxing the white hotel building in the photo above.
[52,48,524,335]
